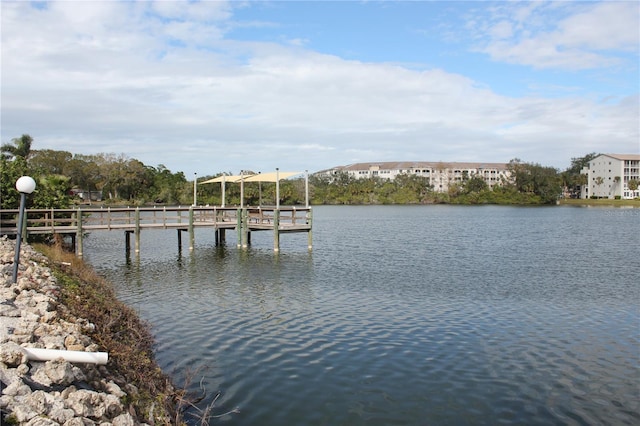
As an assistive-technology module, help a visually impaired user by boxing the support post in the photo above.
[307,209,313,251]
[69,234,76,254]
[273,209,280,252]
[241,208,249,249]
[240,174,244,208]
[236,208,242,248]
[134,207,140,253]
[221,175,226,208]
[276,168,280,209]
[125,231,132,255]
[193,173,197,206]
[305,170,309,208]
[188,207,195,250]
[76,208,84,257]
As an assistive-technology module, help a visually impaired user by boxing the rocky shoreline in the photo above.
[0,237,173,425]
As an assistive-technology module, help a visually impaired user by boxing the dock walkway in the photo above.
[0,206,312,255]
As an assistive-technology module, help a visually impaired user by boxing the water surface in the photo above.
[85,205,640,425]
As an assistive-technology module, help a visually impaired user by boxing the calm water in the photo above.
[83,205,640,425]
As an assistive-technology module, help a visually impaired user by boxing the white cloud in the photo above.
[1,1,637,174]
[474,1,639,70]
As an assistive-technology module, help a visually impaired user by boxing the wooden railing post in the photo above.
[76,208,83,257]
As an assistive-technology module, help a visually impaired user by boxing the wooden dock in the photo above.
[0,206,312,255]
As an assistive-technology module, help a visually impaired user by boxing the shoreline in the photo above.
[557,198,640,207]
[0,236,180,425]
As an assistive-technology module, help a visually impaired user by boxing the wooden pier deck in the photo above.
[0,206,312,255]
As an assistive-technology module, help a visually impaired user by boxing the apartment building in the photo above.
[580,154,640,199]
[319,161,511,193]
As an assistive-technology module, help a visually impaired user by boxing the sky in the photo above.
[1,0,639,177]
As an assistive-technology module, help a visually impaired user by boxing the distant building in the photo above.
[580,154,640,199]
[317,161,511,193]
[70,188,103,202]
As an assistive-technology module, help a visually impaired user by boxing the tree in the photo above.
[566,153,599,175]
[594,176,604,198]
[0,157,29,208]
[508,158,562,203]
[563,152,599,198]
[463,175,488,194]
[66,156,102,203]
[32,174,72,209]
[628,179,639,198]
[148,165,188,204]
[29,149,73,175]
[1,134,33,160]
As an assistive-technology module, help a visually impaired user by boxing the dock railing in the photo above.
[0,205,312,254]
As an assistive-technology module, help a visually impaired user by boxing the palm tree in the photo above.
[1,134,33,160]
[594,176,604,198]
[628,179,639,198]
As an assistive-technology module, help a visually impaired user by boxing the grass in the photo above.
[558,198,640,207]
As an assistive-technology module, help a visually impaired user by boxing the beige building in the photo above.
[319,161,511,193]
[580,154,640,199]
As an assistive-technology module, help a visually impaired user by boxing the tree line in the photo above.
[1,135,190,209]
[0,133,610,210]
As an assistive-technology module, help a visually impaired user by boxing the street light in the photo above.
[12,176,36,283]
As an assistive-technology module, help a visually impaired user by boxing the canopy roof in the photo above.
[200,174,255,184]
[201,172,303,184]
[244,171,303,182]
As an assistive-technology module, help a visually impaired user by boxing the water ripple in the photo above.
[86,206,640,425]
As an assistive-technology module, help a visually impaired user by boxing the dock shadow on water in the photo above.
[84,205,640,425]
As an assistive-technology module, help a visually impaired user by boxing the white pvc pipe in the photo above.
[23,348,108,365]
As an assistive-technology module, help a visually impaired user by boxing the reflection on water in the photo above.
[85,206,640,425]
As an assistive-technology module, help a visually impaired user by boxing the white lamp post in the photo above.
[13,176,36,283]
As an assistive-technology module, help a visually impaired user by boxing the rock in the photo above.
[2,379,32,396]
[44,359,86,386]
[63,418,94,426]
[10,401,39,423]
[26,416,61,426]
[0,341,26,366]
[66,389,105,418]
[24,390,56,417]
[112,413,136,426]
[0,238,153,425]
[49,405,76,424]
[0,361,24,387]
[0,300,20,317]
[105,381,126,398]
[103,393,124,418]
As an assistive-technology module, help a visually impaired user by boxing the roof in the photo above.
[334,161,510,171]
[200,174,255,184]
[599,154,640,161]
[244,171,303,182]
[200,172,303,184]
